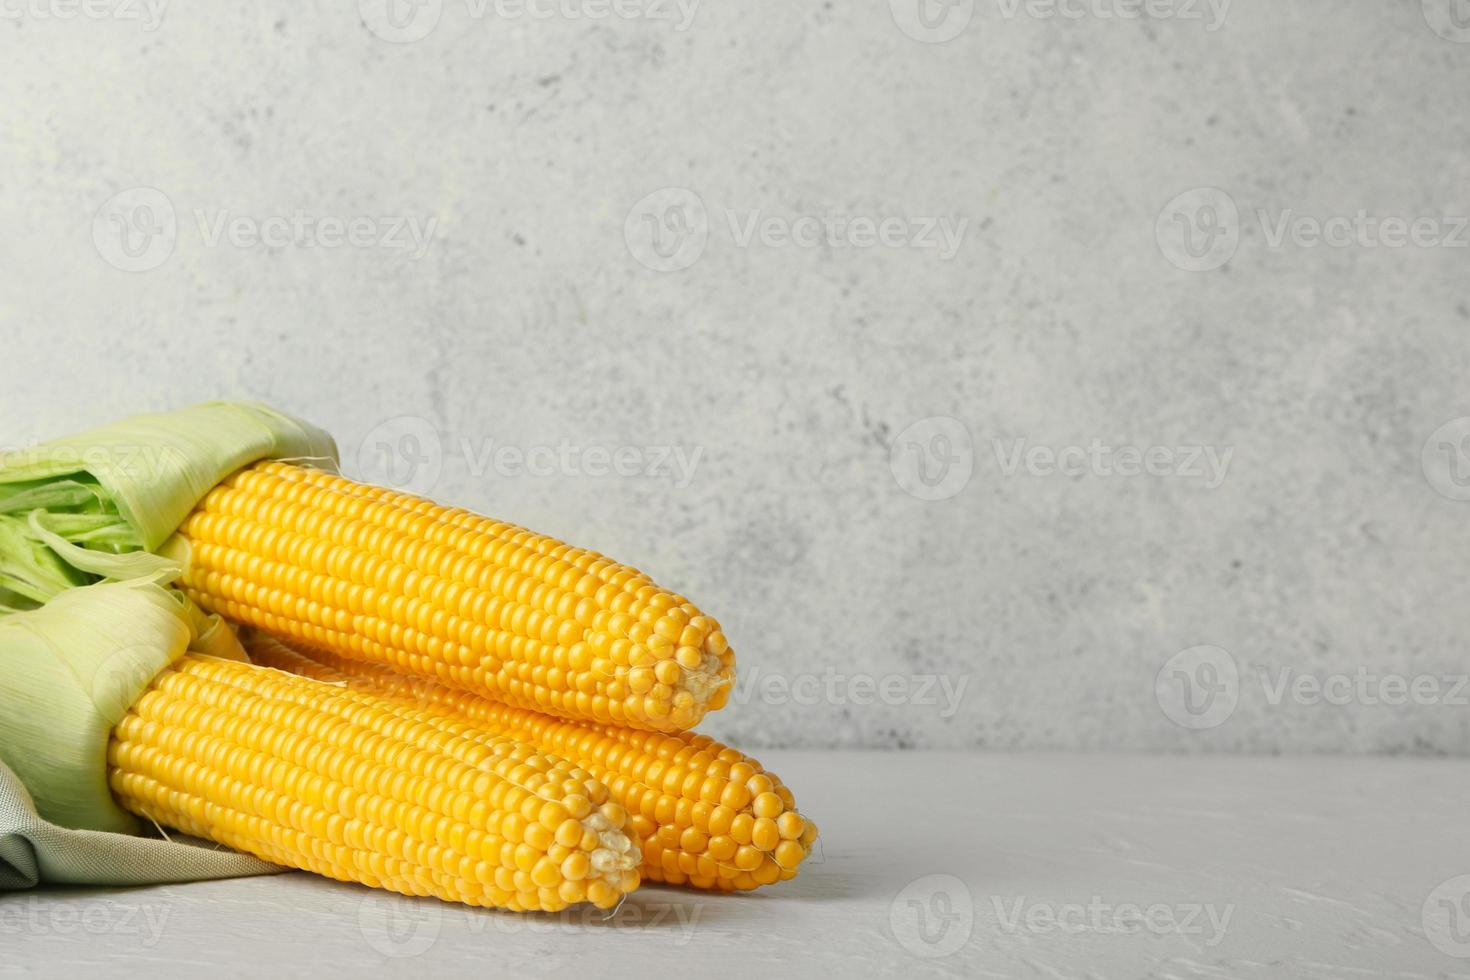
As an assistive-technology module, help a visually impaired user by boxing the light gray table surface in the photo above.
[4,751,1466,978]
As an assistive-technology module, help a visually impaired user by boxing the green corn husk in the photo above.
[0,402,337,605]
[0,402,334,826]
[0,579,248,834]
[0,513,89,605]
[0,405,330,886]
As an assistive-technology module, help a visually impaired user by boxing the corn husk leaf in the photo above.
[0,579,272,890]
[0,581,199,834]
[0,402,337,598]
[0,479,111,515]
[0,514,89,604]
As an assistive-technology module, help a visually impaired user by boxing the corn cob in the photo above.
[108,654,641,911]
[246,631,818,892]
[171,460,735,733]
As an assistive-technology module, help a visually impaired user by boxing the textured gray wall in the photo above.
[2,1,1468,752]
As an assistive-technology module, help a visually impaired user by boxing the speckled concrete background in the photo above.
[2,2,1468,752]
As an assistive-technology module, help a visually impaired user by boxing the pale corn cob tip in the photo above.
[246,631,819,892]
[177,460,735,733]
[107,655,641,911]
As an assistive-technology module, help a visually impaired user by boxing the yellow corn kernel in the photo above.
[752,858,782,886]
[729,813,755,845]
[733,845,764,871]
[773,840,806,870]
[752,791,783,820]
[751,817,781,852]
